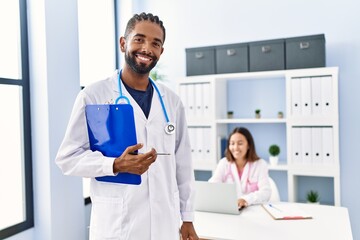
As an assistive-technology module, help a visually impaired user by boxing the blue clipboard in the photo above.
[85,103,141,185]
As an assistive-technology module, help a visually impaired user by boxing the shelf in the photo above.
[180,67,338,83]
[187,121,212,127]
[216,118,286,124]
[180,69,287,83]
[268,164,288,171]
[288,166,340,177]
[289,116,337,126]
[179,67,340,206]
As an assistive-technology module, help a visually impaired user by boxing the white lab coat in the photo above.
[209,158,271,206]
[55,70,195,240]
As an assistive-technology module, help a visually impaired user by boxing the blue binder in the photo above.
[85,103,141,185]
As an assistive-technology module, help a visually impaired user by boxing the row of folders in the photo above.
[291,76,334,117]
[291,127,334,165]
[179,83,211,121]
[188,127,212,162]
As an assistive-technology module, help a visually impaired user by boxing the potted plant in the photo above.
[307,190,320,204]
[278,111,284,119]
[227,111,234,119]
[268,144,280,166]
[150,65,166,82]
[255,109,261,119]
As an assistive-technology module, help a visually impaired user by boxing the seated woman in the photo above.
[209,127,271,208]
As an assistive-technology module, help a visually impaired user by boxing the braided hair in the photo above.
[124,12,166,43]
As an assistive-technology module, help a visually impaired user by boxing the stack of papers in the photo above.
[262,202,313,220]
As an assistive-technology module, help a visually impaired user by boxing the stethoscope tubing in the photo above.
[224,162,252,192]
[116,70,174,135]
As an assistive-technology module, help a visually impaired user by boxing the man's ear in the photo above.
[119,37,126,52]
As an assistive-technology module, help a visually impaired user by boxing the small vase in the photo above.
[269,156,278,166]
[255,113,261,119]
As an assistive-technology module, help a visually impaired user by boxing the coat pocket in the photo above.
[90,195,125,239]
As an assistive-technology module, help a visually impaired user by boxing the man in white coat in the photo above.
[55,12,198,240]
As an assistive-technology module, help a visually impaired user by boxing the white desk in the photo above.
[194,203,353,240]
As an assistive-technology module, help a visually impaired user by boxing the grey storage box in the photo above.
[186,46,216,76]
[216,43,248,74]
[286,34,325,69]
[249,39,285,72]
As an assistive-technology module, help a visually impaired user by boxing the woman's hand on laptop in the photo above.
[238,198,248,208]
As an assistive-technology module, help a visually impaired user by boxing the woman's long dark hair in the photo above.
[225,127,260,163]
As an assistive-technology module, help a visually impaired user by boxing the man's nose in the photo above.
[140,41,152,54]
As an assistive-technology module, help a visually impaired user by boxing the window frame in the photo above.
[0,0,34,238]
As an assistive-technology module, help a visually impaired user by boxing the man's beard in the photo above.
[125,51,158,74]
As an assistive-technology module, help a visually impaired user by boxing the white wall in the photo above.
[141,0,360,238]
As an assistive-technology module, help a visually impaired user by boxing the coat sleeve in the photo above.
[241,159,271,205]
[173,99,196,222]
[208,158,228,183]
[55,91,116,177]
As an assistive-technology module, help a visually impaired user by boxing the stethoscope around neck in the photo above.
[224,162,252,192]
[116,70,175,135]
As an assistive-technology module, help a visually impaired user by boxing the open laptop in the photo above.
[194,181,242,215]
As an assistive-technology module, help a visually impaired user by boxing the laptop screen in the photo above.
[194,181,241,215]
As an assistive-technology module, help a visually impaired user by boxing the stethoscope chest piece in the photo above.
[165,122,175,135]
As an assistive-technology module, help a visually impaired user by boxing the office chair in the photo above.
[269,177,281,202]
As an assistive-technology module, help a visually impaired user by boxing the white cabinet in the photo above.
[178,67,340,206]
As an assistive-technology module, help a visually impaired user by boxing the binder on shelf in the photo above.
[203,127,212,160]
[301,127,312,165]
[291,78,302,116]
[322,127,334,165]
[187,84,196,119]
[216,136,227,160]
[85,104,141,185]
[220,138,227,158]
[321,76,333,115]
[195,127,204,162]
[300,77,312,116]
[311,77,322,115]
[188,127,196,162]
[202,83,211,118]
[311,127,323,165]
[262,203,313,220]
[291,127,302,164]
[195,83,204,118]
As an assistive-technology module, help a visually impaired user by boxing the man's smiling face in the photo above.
[122,21,164,74]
